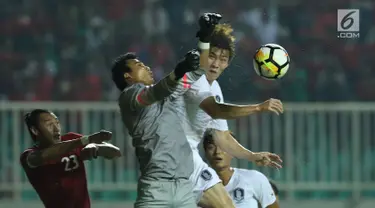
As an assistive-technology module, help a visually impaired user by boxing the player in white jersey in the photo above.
[263,181,279,207]
[176,23,283,208]
[203,132,280,208]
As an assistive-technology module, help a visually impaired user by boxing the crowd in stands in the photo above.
[1,0,374,102]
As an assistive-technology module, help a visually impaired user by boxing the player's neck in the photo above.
[36,139,54,148]
[206,78,214,85]
[38,143,50,148]
[216,167,234,186]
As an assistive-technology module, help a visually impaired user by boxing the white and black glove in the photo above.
[196,13,222,43]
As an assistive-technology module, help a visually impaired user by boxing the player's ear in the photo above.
[124,73,131,80]
[30,127,39,136]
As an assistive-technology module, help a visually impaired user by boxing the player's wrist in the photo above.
[80,135,90,145]
[252,104,262,112]
[198,41,210,50]
[170,71,177,80]
[197,31,212,43]
[172,63,187,81]
[247,151,256,162]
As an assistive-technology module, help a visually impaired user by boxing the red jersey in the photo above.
[20,132,90,208]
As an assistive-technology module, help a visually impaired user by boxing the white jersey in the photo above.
[225,168,276,208]
[177,75,228,202]
[179,75,229,148]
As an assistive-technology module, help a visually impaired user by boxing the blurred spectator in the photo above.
[141,0,169,38]
[0,0,374,102]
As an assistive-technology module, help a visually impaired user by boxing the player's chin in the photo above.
[145,77,154,85]
[211,161,225,168]
[207,73,219,81]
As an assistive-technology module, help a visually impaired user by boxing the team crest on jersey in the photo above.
[215,95,221,102]
[200,170,212,181]
[233,188,245,202]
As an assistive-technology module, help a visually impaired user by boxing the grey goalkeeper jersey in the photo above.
[119,70,205,180]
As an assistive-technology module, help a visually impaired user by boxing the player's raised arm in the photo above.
[204,130,282,169]
[170,13,222,98]
[203,117,255,162]
[117,50,201,110]
[198,13,222,70]
[137,50,201,105]
[205,129,254,160]
[26,131,112,168]
[200,97,284,119]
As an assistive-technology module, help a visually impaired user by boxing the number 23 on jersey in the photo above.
[61,155,80,171]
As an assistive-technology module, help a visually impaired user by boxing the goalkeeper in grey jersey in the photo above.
[111,13,222,208]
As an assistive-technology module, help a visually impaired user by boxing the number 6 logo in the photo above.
[61,155,80,171]
[337,9,359,32]
[341,11,356,30]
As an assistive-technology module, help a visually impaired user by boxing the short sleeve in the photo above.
[20,147,63,168]
[185,76,213,104]
[251,171,277,207]
[207,119,229,131]
[20,149,36,169]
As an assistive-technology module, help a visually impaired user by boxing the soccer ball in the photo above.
[253,43,290,80]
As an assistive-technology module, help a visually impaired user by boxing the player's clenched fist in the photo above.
[196,12,222,42]
[259,98,284,115]
[88,130,112,143]
[183,50,200,71]
[173,50,201,80]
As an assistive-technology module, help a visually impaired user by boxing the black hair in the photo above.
[203,130,236,150]
[269,180,279,196]
[24,109,51,141]
[111,52,138,91]
[202,129,214,151]
[211,24,236,61]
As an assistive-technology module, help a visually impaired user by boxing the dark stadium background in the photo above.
[0,0,374,208]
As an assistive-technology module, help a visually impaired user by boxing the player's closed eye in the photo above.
[137,63,145,68]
